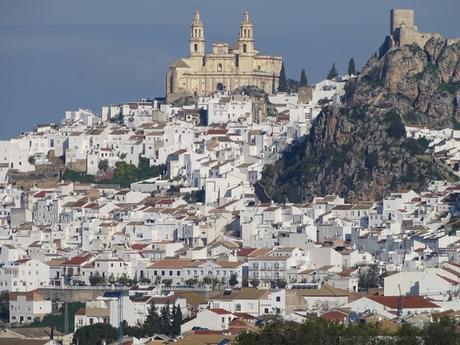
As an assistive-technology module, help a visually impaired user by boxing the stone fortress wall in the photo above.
[390,9,459,48]
[390,9,441,47]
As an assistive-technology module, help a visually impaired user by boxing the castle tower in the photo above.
[238,11,255,55]
[390,9,415,34]
[190,10,205,57]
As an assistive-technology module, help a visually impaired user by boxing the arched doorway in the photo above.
[216,83,224,91]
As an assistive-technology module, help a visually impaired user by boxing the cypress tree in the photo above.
[348,58,356,76]
[326,63,338,80]
[299,69,308,86]
[278,62,287,92]
[173,305,183,336]
[144,303,160,335]
[159,303,171,335]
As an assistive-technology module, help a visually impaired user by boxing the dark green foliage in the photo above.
[185,278,198,286]
[300,69,308,86]
[403,138,429,155]
[89,274,106,286]
[422,317,459,345]
[62,170,95,183]
[125,303,183,338]
[278,63,287,92]
[29,302,84,333]
[229,273,239,287]
[384,111,406,139]
[327,63,338,80]
[348,58,356,76]
[358,265,381,291]
[250,279,260,288]
[63,157,164,188]
[72,323,117,345]
[98,159,109,172]
[0,291,8,322]
[234,317,460,345]
[365,152,379,170]
[439,81,460,95]
[183,189,205,203]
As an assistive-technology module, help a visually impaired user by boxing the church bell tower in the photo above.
[190,10,205,57]
[238,11,255,55]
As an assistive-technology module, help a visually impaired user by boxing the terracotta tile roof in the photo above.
[367,296,439,309]
[209,308,232,315]
[321,310,349,323]
[61,254,93,266]
[147,259,202,269]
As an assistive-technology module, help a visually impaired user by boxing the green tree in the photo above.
[250,279,260,288]
[162,278,173,287]
[144,303,160,336]
[117,274,130,286]
[202,276,212,286]
[89,274,106,286]
[72,323,117,345]
[396,322,420,345]
[275,279,287,289]
[348,58,356,76]
[422,317,458,345]
[358,265,381,291]
[185,278,198,286]
[327,62,338,80]
[229,273,239,287]
[172,304,183,336]
[278,63,287,92]
[299,69,308,86]
[98,159,109,173]
[0,291,9,322]
[159,303,172,335]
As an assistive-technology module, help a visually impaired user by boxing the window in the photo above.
[243,44,247,53]
[217,63,223,72]
[276,296,281,302]
[194,43,198,53]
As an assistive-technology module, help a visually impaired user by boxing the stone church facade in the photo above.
[166,11,283,102]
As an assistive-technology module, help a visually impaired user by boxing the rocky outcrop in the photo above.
[260,37,460,203]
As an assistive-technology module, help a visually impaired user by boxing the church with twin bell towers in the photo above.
[166,10,283,102]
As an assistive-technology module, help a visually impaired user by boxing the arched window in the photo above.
[217,63,223,72]
[243,44,247,53]
[194,43,198,53]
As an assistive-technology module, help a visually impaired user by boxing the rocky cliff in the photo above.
[260,37,460,203]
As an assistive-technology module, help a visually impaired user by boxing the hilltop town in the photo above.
[1,8,460,345]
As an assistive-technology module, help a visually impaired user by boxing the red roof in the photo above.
[15,259,31,264]
[237,248,257,257]
[321,310,348,323]
[33,190,52,198]
[209,308,232,315]
[61,254,93,266]
[207,129,227,135]
[131,243,150,250]
[367,296,439,309]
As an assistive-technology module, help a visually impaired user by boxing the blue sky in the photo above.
[1,0,459,138]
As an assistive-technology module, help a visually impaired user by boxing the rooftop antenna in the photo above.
[397,284,403,318]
